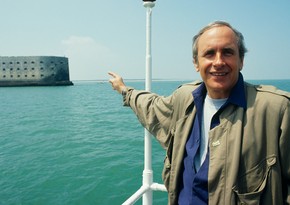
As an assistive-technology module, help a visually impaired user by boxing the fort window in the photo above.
[17,75,20,78]
[2,62,5,65]
[40,61,44,64]
[25,75,27,77]
[17,68,20,71]
[24,61,27,64]
[9,62,13,64]
[32,75,35,77]
[24,68,27,70]
[10,75,13,78]
[17,62,20,64]
[41,74,44,77]
[31,61,35,64]
[31,68,35,70]
[10,68,13,71]
[2,68,5,71]
[40,67,44,70]
[3,75,6,78]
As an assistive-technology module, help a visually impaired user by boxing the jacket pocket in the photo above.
[162,128,174,190]
[232,155,276,205]
[162,155,171,190]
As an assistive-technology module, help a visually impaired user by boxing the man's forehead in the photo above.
[198,26,238,47]
[200,26,236,39]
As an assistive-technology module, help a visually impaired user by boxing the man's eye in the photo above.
[223,49,234,56]
[204,50,215,57]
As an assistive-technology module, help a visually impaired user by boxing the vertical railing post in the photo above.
[122,1,167,204]
[142,1,155,204]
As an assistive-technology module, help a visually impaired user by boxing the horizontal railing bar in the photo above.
[150,183,167,192]
[122,185,149,205]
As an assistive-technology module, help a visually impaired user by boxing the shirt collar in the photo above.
[228,73,247,109]
[192,72,247,110]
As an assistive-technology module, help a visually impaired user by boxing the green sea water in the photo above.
[1,79,290,205]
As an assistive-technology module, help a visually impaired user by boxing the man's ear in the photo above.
[239,58,244,71]
[193,59,199,72]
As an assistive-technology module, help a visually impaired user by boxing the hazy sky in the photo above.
[1,0,289,81]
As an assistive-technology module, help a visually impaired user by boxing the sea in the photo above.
[1,79,290,205]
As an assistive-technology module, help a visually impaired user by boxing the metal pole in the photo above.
[123,2,167,204]
[142,1,155,205]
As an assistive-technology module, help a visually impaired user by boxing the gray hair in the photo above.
[192,21,248,63]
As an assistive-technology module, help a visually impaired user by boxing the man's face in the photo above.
[194,26,243,99]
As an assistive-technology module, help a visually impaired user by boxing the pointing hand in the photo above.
[108,71,126,94]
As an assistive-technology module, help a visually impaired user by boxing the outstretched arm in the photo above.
[108,71,127,94]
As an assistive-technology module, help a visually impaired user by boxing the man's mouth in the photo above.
[210,72,227,76]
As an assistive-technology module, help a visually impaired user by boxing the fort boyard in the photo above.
[0,56,73,86]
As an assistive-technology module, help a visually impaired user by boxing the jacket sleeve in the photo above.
[279,98,290,204]
[123,88,175,149]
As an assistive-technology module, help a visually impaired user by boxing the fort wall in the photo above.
[0,56,73,86]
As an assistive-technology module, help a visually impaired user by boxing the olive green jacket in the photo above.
[124,81,290,205]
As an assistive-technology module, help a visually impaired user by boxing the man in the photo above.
[108,21,290,205]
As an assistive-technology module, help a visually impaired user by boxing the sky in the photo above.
[1,0,290,81]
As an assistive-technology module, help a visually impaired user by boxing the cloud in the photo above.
[61,36,113,80]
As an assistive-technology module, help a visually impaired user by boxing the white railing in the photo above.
[122,1,167,205]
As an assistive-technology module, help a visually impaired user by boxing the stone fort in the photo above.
[0,56,73,86]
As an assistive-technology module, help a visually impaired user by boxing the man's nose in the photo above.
[213,53,225,67]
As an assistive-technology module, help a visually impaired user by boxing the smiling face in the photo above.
[194,26,244,99]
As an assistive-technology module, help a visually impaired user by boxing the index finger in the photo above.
[108,71,118,78]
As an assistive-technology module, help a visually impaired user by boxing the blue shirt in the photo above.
[178,73,247,205]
